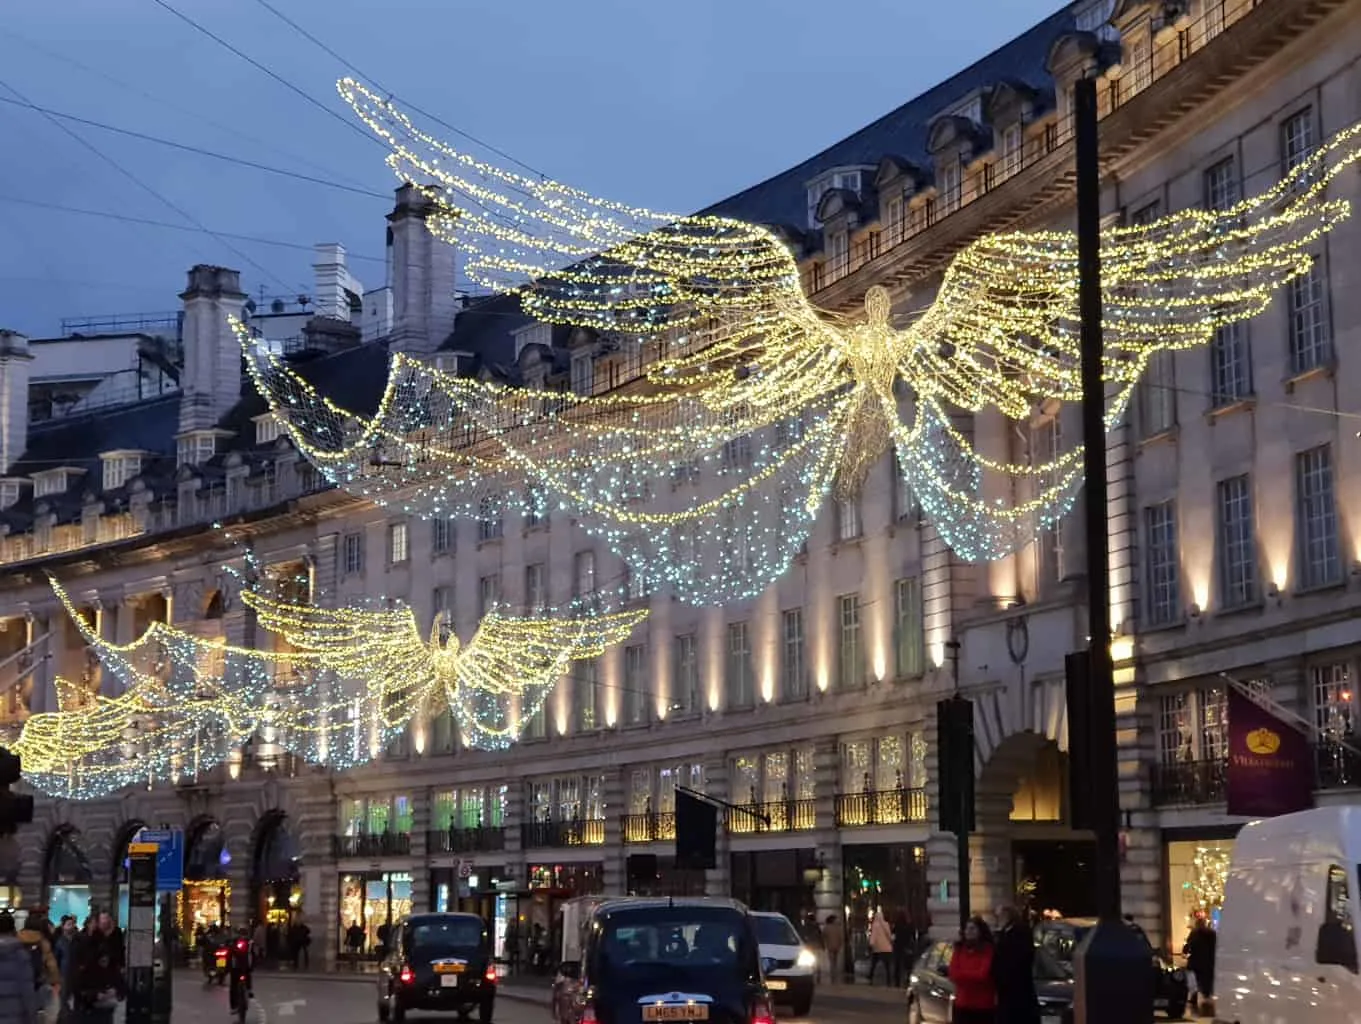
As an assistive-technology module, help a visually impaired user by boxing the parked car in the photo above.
[907,940,1074,1024]
[376,912,497,1023]
[1034,917,1189,1019]
[749,912,816,1017]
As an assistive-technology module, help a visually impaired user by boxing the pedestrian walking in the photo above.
[992,905,1039,1024]
[0,913,38,1024]
[950,916,997,1024]
[820,914,844,983]
[892,907,913,987]
[867,908,894,985]
[66,912,124,1024]
[1183,917,1217,1016]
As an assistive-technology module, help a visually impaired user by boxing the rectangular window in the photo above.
[523,698,547,740]
[1204,156,1240,211]
[1216,475,1257,608]
[102,457,139,492]
[1282,107,1316,175]
[432,790,456,831]
[1002,123,1024,177]
[673,634,698,713]
[722,434,753,470]
[885,195,905,240]
[254,416,280,446]
[1296,445,1340,589]
[837,593,864,689]
[1158,692,1194,765]
[570,355,594,396]
[836,499,862,542]
[938,160,961,213]
[1288,257,1330,375]
[828,231,849,273]
[1198,687,1228,762]
[525,563,547,613]
[1143,501,1181,626]
[1126,34,1151,93]
[1313,663,1354,744]
[478,574,501,617]
[388,522,409,565]
[342,533,364,576]
[573,550,596,598]
[1210,322,1251,406]
[894,460,916,521]
[432,585,454,617]
[624,568,650,603]
[431,517,455,556]
[477,496,503,542]
[523,486,547,529]
[1140,350,1176,436]
[726,621,753,708]
[1032,416,1064,585]
[894,578,925,679]
[1130,200,1162,226]
[624,644,648,725]
[574,659,598,732]
[781,608,806,700]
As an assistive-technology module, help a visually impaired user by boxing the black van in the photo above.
[558,897,774,1024]
[377,912,497,1023]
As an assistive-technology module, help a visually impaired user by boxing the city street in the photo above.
[149,972,902,1024]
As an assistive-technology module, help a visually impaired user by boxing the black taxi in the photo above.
[377,912,497,1023]
[556,897,774,1024]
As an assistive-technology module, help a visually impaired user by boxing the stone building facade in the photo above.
[1,0,1359,968]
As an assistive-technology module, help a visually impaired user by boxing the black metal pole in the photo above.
[946,641,970,932]
[1071,73,1153,1024]
[1075,74,1119,924]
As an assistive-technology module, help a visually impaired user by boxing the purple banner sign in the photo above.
[1226,686,1314,818]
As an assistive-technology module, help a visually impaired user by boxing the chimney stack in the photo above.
[387,184,457,355]
[178,265,247,434]
[0,330,32,473]
[312,243,364,323]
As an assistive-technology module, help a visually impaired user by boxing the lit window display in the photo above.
[1167,839,1234,949]
[338,871,412,958]
[181,881,229,937]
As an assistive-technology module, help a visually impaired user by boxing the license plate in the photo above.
[766,979,788,991]
[434,964,466,974]
[215,957,227,969]
[642,1005,710,1021]
[440,975,459,988]
[1043,1016,1061,1024]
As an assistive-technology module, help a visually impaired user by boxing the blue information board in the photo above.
[136,829,184,893]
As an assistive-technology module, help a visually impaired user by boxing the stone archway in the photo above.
[250,811,302,940]
[43,825,94,923]
[110,820,147,927]
[182,818,229,933]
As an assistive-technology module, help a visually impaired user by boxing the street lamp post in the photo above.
[1070,73,1154,1024]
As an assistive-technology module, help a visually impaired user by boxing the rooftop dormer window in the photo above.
[176,430,222,468]
[513,323,551,361]
[253,414,280,447]
[1074,0,1119,40]
[0,480,21,510]
[806,168,869,229]
[570,353,594,396]
[100,451,144,492]
[32,467,81,498]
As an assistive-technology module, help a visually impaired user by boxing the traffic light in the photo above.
[936,696,975,835]
[0,748,34,837]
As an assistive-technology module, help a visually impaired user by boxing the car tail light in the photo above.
[484,964,498,983]
[751,996,776,1024]
[399,966,415,985]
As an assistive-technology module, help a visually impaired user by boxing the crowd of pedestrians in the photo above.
[0,905,126,1024]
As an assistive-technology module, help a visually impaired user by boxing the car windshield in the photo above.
[407,919,485,955]
[753,916,801,947]
[596,907,754,984]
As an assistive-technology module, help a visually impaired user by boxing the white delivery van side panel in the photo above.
[1215,808,1361,1024]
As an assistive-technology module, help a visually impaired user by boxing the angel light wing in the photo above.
[443,606,647,750]
[894,121,1361,563]
[904,121,1361,419]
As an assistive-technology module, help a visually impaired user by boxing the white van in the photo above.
[1216,806,1361,1024]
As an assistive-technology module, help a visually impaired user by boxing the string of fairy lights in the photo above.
[244,83,1361,596]
[16,82,1361,799]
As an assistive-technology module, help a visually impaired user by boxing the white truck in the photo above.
[1216,806,1361,1023]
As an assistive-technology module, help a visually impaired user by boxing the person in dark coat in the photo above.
[992,905,1040,1024]
[1182,917,1217,1013]
[68,914,125,1024]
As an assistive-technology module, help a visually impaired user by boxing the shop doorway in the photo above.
[252,811,302,963]
[181,820,229,939]
[1012,839,1098,919]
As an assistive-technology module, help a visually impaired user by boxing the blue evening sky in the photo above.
[0,0,1060,336]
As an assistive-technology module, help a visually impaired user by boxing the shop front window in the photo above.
[1166,838,1233,949]
[433,791,456,831]
[393,795,414,834]
[338,870,412,959]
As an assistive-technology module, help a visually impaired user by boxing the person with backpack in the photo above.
[0,912,39,1024]
[18,911,59,1023]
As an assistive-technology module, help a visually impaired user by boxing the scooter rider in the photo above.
[227,927,254,1013]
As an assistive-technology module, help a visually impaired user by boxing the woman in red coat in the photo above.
[950,916,998,1024]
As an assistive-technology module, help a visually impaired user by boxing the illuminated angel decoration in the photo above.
[244,78,1361,604]
[238,588,646,749]
[35,574,645,797]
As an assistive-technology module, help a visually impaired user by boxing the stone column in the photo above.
[503,782,527,893]
[295,785,339,972]
[601,768,625,896]
[409,788,431,915]
[975,408,1019,607]
[703,755,731,898]
[811,738,846,975]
